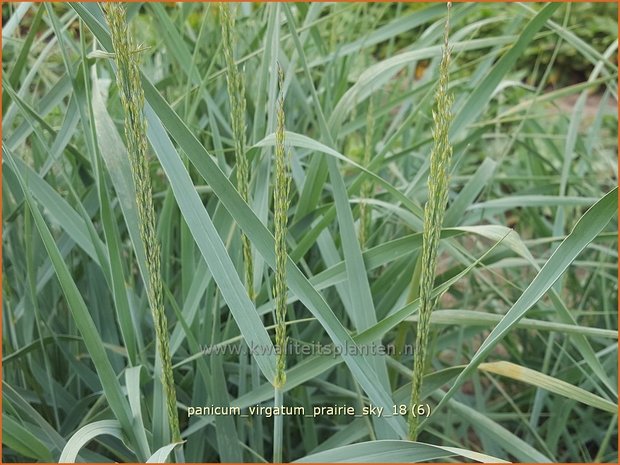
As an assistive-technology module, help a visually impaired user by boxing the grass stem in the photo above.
[273,386,284,462]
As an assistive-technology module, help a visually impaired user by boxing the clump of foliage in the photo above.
[2,2,617,463]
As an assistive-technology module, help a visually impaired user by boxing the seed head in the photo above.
[408,2,453,441]
[104,3,181,443]
[273,65,291,389]
[219,3,254,301]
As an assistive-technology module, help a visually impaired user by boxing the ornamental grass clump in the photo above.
[272,64,291,463]
[104,3,181,443]
[220,2,254,301]
[408,2,454,442]
[4,2,616,462]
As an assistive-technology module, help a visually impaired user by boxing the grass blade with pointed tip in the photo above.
[479,361,617,413]
[432,187,618,419]
[4,146,143,460]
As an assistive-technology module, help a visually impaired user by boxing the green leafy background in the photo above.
[2,2,618,462]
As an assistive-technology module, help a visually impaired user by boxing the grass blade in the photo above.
[432,187,618,418]
[4,146,143,459]
[479,361,617,413]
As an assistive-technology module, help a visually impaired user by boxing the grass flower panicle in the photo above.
[273,64,291,390]
[104,3,181,443]
[408,2,454,442]
[220,2,254,301]
[359,96,375,249]
[272,64,292,463]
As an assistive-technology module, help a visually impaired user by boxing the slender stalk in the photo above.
[408,2,453,442]
[220,2,254,301]
[273,387,284,463]
[273,64,291,463]
[104,4,181,443]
